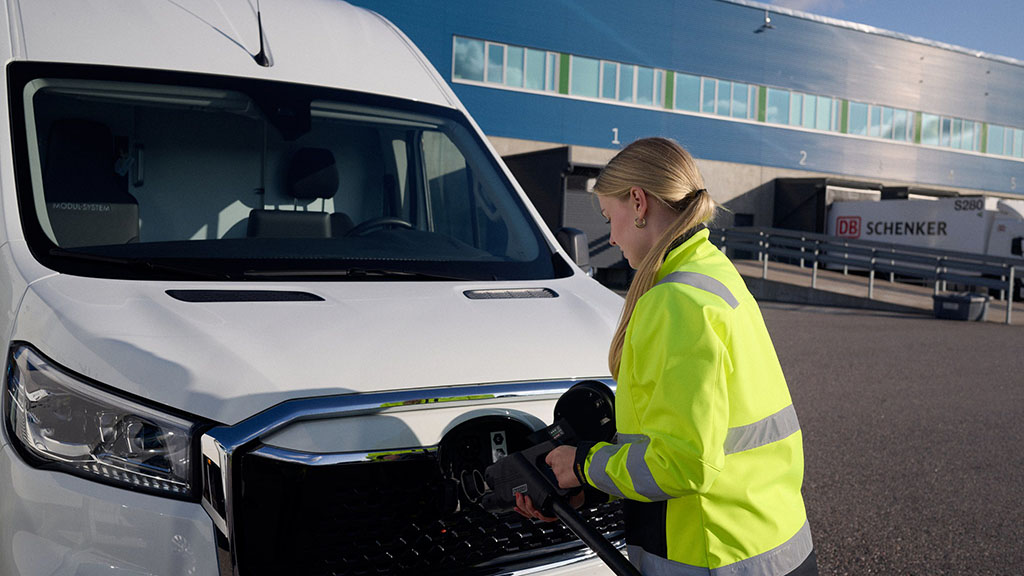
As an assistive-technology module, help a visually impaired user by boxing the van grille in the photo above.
[234,450,623,575]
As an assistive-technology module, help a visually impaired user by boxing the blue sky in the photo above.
[765,0,1024,62]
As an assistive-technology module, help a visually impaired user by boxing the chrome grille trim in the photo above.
[251,444,438,466]
[201,377,617,576]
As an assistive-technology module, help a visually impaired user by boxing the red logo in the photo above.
[836,216,861,239]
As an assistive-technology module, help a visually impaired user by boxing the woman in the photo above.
[516,138,817,575]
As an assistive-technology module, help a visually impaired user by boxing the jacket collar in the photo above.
[657,225,711,282]
[662,224,708,259]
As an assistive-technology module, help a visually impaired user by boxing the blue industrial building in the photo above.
[348,0,1024,268]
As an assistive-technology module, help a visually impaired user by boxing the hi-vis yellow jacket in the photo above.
[580,228,812,575]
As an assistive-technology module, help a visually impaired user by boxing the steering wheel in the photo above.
[344,216,414,237]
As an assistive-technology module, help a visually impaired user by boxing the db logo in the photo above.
[836,216,861,239]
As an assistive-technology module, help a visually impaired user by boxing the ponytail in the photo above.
[592,139,718,379]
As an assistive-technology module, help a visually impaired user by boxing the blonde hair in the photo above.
[592,137,718,379]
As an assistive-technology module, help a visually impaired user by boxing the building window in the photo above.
[453,37,485,82]
[715,81,732,116]
[452,36,1024,163]
[618,64,635,103]
[766,88,789,124]
[701,78,716,114]
[486,43,504,83]
[655,70,665,107]
[546,53,559,91]
[731,83,749,119]
[878,107,892,139]
[961,120,977,151]
[848,102,868,136]
[452,38,564,95]
[524,48,546,90]
[988,125,1006,155]
[893,109,909,141]
[636,66,654,106]
[675,73,699,112]
[601,61,617,99]
[866,106,879,137]
[921,113,939,145]
[570,55,599,98]
[815,97,833,131]
[939,117,952,147]
[782,91,798,125]
[967,121,981,151]
[801,94,816,128]
[950,118,963,149]
[505,46,524,87]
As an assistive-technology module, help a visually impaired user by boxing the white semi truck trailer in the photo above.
[827,196,1024,261]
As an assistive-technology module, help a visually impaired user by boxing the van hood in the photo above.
[13,274,622,425]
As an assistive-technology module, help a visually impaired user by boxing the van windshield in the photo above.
[11,64,565,281]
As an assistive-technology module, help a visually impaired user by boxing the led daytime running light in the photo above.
[4,345,195,498]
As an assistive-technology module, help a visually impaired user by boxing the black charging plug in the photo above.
[481,439,569,515]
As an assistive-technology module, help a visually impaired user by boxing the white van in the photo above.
[0,1,623,575]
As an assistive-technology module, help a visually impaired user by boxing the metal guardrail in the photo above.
[710,227,1020,324]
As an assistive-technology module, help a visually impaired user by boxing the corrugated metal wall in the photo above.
[349,0,1024,196]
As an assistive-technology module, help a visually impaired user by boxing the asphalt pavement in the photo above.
[761,303,1024,575]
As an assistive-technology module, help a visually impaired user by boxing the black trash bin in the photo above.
[933,292,990,321]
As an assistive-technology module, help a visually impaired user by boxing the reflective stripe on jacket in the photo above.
[583,228,811,575]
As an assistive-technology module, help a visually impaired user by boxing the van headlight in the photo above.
[4,345,196,498]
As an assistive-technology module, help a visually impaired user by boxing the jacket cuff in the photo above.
[573,441,596,487]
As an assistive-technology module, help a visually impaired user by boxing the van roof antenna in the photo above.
[253,0,272,67]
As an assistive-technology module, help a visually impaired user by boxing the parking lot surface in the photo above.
[761,303,1024,575]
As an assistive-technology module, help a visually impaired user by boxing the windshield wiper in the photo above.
[49,248,233,280]
[241,267,474,281]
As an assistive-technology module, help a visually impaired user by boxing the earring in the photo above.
[634,217,646,229]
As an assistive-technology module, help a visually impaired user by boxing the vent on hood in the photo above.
[463,288,558,300]
[166,290,324,303]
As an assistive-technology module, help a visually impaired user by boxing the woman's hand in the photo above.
[513,445,585,522]
[545,445,581,489]
[514,490,585,522]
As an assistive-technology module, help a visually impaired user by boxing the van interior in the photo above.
[16,71,557,280]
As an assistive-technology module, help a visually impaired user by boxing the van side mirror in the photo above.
[556,227,590,273]
[1012,237,1023,256]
